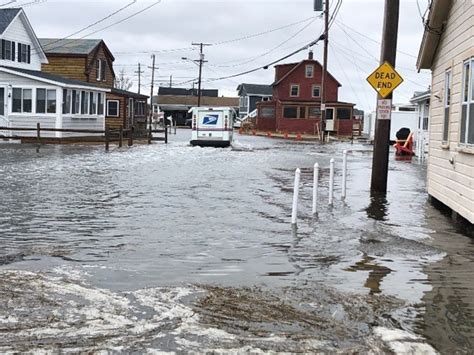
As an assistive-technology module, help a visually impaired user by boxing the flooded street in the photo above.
[0,129,473,353]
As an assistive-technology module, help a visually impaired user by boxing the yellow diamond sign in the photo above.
[367,61,404,98]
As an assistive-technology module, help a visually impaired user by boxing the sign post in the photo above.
[367,0,401,195]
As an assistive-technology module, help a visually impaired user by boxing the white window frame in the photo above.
[443,69,451,143]
[305,64,314,78]
[460,58,473,145]
[290,84,299,97]
[11,88,32,114]
[312,85,321,98]
[107,99,120,117]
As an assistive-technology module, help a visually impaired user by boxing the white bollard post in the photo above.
[329,158,334,206]
[291,168,301,225]
[342,150,347,200]
[312,163,319,215]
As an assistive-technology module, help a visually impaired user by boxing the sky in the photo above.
[21,0,432,112]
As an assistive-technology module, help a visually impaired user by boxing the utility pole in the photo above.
[370,0,400,194]
[135,63,144,94]
[148,54,158,131]
[320,0,329,141]
[191,42,211,107]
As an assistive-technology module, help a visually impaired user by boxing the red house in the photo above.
[256,51,355,136]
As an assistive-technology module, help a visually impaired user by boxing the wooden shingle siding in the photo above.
[41,56,88,82]
[428,0,474,223]
[87,44,115,88]
[105,93,126,129]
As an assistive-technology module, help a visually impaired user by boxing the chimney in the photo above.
[308,50,314,60]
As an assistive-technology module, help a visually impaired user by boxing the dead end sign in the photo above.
[367,61,404,98]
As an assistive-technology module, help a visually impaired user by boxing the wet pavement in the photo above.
[0,129,473,353]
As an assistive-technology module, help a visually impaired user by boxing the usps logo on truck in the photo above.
[202,115,219,125]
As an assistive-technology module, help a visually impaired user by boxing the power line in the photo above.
[212,16,317,46]
[212,17,319,68]
[76,0,162,39]
[335,20,418,59]
[41,0,137,52]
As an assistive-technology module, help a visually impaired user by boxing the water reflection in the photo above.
[345,254,392,294]
[366,192,389,221]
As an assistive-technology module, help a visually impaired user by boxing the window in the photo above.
[89,92,97,115]
[63,89,71,114]
[12,88,21,113]
[460,58,474,144]
[308,107,321,117]
[262,97,270,102]
[72,90,79,114]
[47,89,56,113]
[1,40,15,61]
[36,89,46,113]
[134,101,146,116]
[443,70,451,142]
[81,91,89,114]
[283,106,298,119]
[107,100,119,117]
[0,88,4,116]
[260,107,275,118]
[240,96,247,107]
[11,88,32,113]
[98,93,104,115]
[305,65,314,78]
[96,59,106,81]
[337,108,352,120]
[36,89,56,114]
[312,85,321,98]
[18,43,30,63]
[290,85,299,97]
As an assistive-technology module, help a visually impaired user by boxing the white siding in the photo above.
[62,115,105,138]
[0,71,106,139]
[1,15,43,70]
[428,0,474,223]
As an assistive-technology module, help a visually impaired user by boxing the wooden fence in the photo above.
[0,123,168,151]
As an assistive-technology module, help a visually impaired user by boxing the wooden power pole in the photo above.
[149,54,157,131]
[320,0,329,141]
[135,63,144,94]
[191,42,211,107]
[370,0,400,194]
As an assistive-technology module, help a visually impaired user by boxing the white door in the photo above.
[0,87,9,137]
[325,108,335,131]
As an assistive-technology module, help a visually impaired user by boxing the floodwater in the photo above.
[0,130,473,353]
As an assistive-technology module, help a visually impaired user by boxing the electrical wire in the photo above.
[41,0,138,52]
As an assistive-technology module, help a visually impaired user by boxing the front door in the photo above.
[325,107,335,131]
[0,87,9,137]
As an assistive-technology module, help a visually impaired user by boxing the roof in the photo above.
[39,38,115,61]
[272,59,341,87]
[416,0,453,69]
[158,87,218,97]
[155,95,239,108]
[0,8,21,34]
[236,83,273,96]
[111,88,148,99]
[0,66,110,91]
[410,89,431,103]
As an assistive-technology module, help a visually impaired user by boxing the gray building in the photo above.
[236,83,272,119]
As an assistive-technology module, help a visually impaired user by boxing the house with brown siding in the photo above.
[417,0,473,224]
[39,38,148,131]
[256,51,355,136]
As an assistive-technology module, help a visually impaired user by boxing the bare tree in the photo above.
[114,69,133,91]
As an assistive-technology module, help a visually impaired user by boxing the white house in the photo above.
[0,8,109,139]
[410,90,431,160]
[417,0,473,224]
